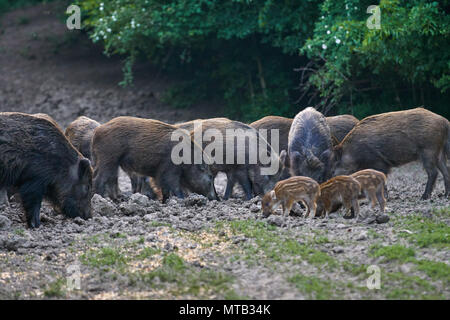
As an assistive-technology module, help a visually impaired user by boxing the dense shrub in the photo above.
[75,1,449,120]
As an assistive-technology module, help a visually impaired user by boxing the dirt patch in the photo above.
[0,2,223,127]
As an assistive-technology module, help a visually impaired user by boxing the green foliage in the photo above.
[303,0,450,117]
[76,0,321,121]
[76,0,449,119]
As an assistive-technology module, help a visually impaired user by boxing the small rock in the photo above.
[232,236,247,244]
[336,223,347,229]
[164,242,176,252]
[0,215,11,230]
[119,203,146,216]
[249,204,260,213]
[332,246,344,254]
[376,214,390,224]
[183,194,208,207]
[129,193,151,207]
[91,194,117,217]
[356,231,368,241]
[267,215,284,227]
[73,217,85,225]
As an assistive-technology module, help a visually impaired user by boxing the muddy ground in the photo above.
[0,2,449,300]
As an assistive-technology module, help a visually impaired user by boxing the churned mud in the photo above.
[0,3,449,300]
[0,164,449,299]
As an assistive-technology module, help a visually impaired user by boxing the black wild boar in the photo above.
[0,112,93,228]
[91,117,217,202]
[33,113,63,131]
[185,118,283,200]
[326,114,359,143]
[282,107,333,183]
[330,108,450,200]
[0,188,8,207]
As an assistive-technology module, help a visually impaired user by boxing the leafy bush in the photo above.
[76,0,449,120]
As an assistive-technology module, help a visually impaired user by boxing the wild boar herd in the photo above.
[0,107,448,228]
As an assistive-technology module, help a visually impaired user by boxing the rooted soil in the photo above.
[0,3,449,300]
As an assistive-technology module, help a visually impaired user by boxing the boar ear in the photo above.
[78,158,92,181]
[270,190,276,200]
[280,150,289,168]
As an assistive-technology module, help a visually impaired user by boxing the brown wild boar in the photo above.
[65,116,101,160]
[91,117,218,202]
[261,176,320,218]
[316,176,361,219]
[65,116,155,198]
[326,114,359,143]
[330,108,449,200]
[185,118,283,200]
[351,169,387,213]
[0,112,93,228]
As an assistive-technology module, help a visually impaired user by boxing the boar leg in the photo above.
[223,172,235,200]
[159,171,184,202]
[351,198,360,220]
[19,181,44,228]
[0,188,9,207]
[235,169,253,200]
[436,153,450,197]
[129,173,140,194]
[376,188,386,213]
[93,163,119,199]
[421,152,439,200]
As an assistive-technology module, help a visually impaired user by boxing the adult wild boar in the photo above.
[326,114,359,143]
[91,117,217,202]
[186,118,283,200]
[66,116,155,199]
[282,107,333,183]
[0,112,92,228]
[330,108,450,200]
[65,116,101,160]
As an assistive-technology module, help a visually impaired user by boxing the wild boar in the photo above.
[282,107,333,183]
[65,116,156,199]
[326,114,359,143]
[330,108,449,200]
[91,116,217,202]
[250,116,292,182]
[316,176,361,219]
[33,113,63,131]
[0,188,8,207]
[261,176,320,218]
[0,112,93,228]
[351,169,387,213]
[65,116,101,160]
[186,118,283,200]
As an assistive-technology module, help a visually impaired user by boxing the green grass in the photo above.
[384,272,445,300]
[132,253,237,298]
[369,244,416,263]
[80,247,128,269]
[393,210,450,248]
[43,278,65,298]
[219,220,337,269]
